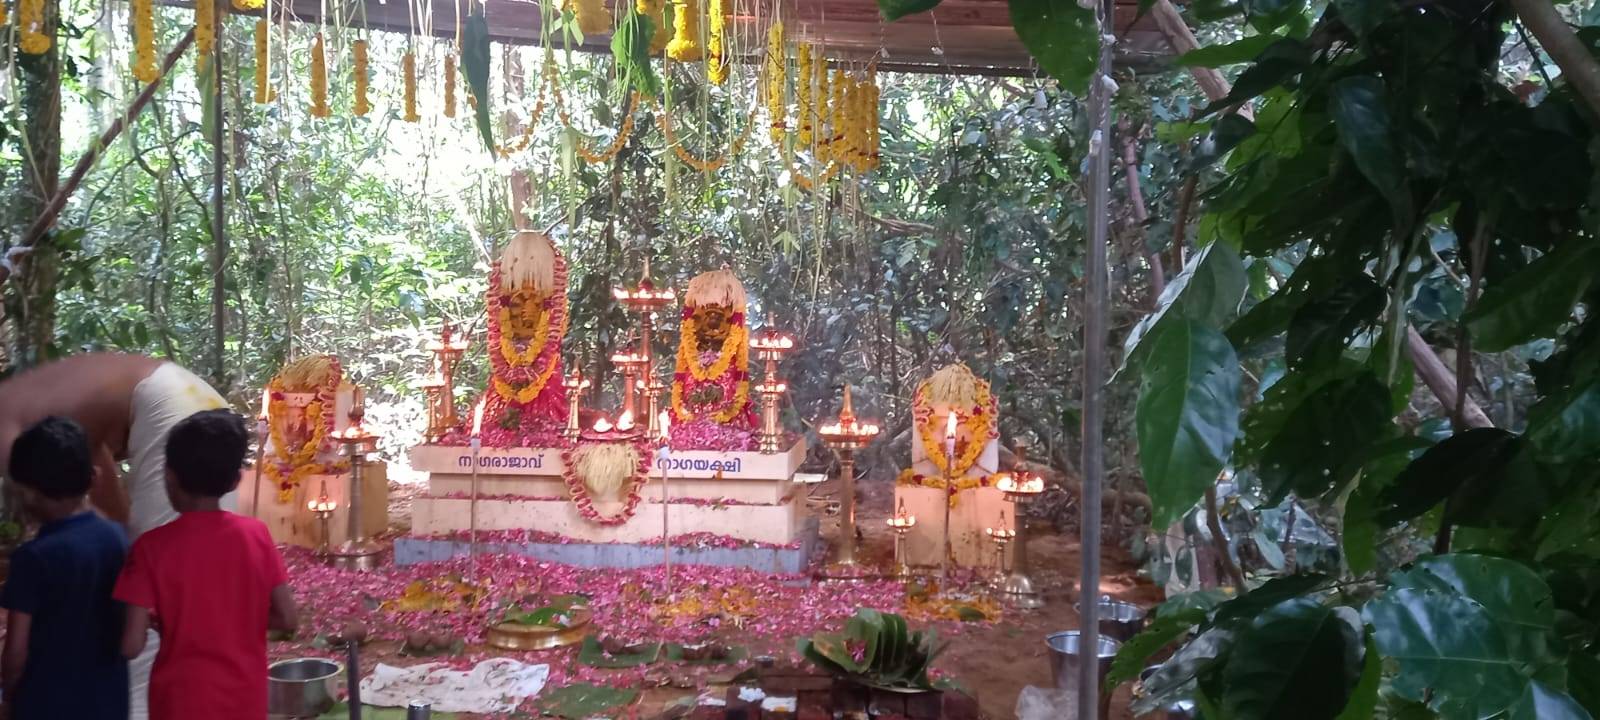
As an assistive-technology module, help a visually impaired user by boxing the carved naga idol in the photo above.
[671,268,757,445]
[483,231,569,441]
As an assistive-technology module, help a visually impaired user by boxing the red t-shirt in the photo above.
[114,511,288,720]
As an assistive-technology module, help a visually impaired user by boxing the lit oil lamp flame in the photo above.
[659,410,671,442]
[617,409,636,431]
[593,417,614,433]
[259,388,271,422]
[887,513,917,529]
[308,496,338,513]
[945,410,958,440]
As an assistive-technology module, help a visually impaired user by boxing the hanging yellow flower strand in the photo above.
[353,39,371,116]
[563,0,612,35]
[253,19,276,102]
[666,0,702,61]
[131,0,159,82]
[18,0,50,54]
[0,0,8,28]
[309,33,330,118]
[403,50,421,122]
[764,22,785,143]
[444,53,458,118]
[796,43,813,147]
[194,0,215,70]
[637,0,670,54]
[706,0,727,84]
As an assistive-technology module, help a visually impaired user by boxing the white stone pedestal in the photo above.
[238,463,389,549]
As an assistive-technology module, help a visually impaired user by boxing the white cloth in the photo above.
[126,362,235,539]
[359,660,550,714]
[128,629,159,720]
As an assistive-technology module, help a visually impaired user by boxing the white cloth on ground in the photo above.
[358,659,551,714]
[126,362,235,540]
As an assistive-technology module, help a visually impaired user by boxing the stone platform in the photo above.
[404,440,815,572]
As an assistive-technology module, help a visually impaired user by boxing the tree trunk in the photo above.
[7,0,64,367]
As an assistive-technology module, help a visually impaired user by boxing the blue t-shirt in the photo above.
[0,512,130,720]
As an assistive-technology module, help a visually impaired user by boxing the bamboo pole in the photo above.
[209,6,229,387]
[1,30,198,285]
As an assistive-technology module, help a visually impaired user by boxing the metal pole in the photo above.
[1078,5,1116,719]
[209,3,228,386]
[658,445,672,597]
[469,438,481,578]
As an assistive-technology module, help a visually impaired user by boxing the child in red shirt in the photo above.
[114,410,298,720]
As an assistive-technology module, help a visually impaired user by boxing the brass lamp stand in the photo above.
[996,471,1046,609]
[816,384,881,580]
[330,401,382,571]
[749,316,796,454]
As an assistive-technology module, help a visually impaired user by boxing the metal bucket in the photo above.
[1092,596,1147,641]
[268,657,344,719]
[1046,631,1121,692]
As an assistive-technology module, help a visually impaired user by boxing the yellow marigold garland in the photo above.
[670,376,750,424]
[825,68,845,162]
[796,44,813,148]
[353,40,371,116]
[263,358,343,503]
[252,20,276,102]
[18,0,48,54]
[665,0,702,62]
[0,0,8,27]
[706,0,727,84]
[443,53,457,118]
[497,63,554,157]
[566,0,613,35]
[493,360,565,404]
[132,0,159,83]
[498,306,553,366]
[896,468,998,507]
[912,380,997,478]
[764,22,785,143]
[653,97,755,173]
[309,33,329,118]
[194,0,214,67]
[868,75,881,169]
[813,53,830,148]
[232,0,263,9]
[637,0,669,54]
[403,51,421,122]
[677,317,748,382]
[576,93,639,164]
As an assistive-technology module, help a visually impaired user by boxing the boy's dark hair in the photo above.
[165,409,249,498]
[8,416,94,500]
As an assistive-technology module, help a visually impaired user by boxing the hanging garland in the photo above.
[403,50,421,122]
[497,61,555,157]
[194,0,214,68]
[131,0,159,81]
[706,0,727,84]
[796,43,813,147]
[354,40,371,116]
[665,0,701,61]
[561,438,652,525]
[232,0,263,9]
[764,22,785,144]
[444,53,458,118]
[637,0,670,54]
[652,97,756,173]
[263,356,345,503]
[896,469,1000,508]
[309,33,330,118]
[868,70,881,170]
[823,67,845,162]
[671,311,752,423]
[560,0,612,35]
[911,374,999,478]
[3,0,54,63]
[252,20,276,102]
[0,0,7,27]
[487,267,569,407]
[813,52,830,150]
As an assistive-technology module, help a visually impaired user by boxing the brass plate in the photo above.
[486,606,593,651]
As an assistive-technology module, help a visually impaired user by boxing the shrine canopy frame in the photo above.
[246,0,1172,77]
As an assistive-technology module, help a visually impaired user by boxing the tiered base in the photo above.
[405,440,815,572]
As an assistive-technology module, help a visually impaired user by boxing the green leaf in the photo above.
[1201,39,1310,114]
[1284,275,1385,372]
[1463,241,1600,352]
[1211,573,1333,627]
[1329,75,1409,218]
[1242,0,1305,31]
[1008,0,1097,95]
[1189,115,1259,170]
[1375,428,1519,525]
[1132,628,1236,716]
[1106,608,1207,689]
[1137,320,1242,529]
[198,58,219,143]
[1334,631,1381,720]
[1122,242,1248,370]
[1525,380,1600,462]
[1331,0,1390,38]
[1343,437,1431,575]
[611,10,662,97]
[1363,589,1529,718]
[1175,33,1284,68]
[877,0,942,21]
[1568,652,1600,719]
[1219,599,1365,720]
[461,12,496,154]
[1501,681,1594,720]
[1257,372,1394,502]
[1391,555,1558,674]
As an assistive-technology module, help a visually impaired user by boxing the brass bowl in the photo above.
[486,606,593,651]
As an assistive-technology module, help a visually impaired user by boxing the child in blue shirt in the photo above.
[0,417,130,720]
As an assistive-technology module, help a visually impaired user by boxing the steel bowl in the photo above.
[267,657,343,719]
[1091,595,1148,641]
[1045,630,1120,692]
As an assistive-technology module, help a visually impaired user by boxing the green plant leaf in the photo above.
[1106,608,1206,689]
[1188,114,1259,170]
[1525,381,1600,462]
[1257,372,1394,502]
[1363,589,1529,718]
[611,10,662,97]
[1284,275,1385,372]
[1375,428,1519,525]
[1008,0,1097,95]
[1201,39,1311,114]
[1242,0,1305,31]
[1132,627,1236,716]
[1463,241,1600,352]
[1502,681,1593,720]
[1219,599,1365,720]
[1343,437,1432,575]
[1136,319,1242,529]
[1211,573,1332,627]
[1329,75,1409,218]
[461,12,496,154]
[1391,555,1558,673]
[1122,242,1248,371]
[1331,0,1390,37]
[1335,631,1381,720]
[876,0,942,21]
[1175,33,1285,68]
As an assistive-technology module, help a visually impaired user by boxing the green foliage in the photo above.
[1217,599,1364,720]
[1136,319,1241,528]
[1006,0,1097,95]
[799,610,943,690]
[462,12,495,153]
[611,10,662,98]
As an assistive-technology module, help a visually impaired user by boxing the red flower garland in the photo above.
[559,435,653,525]
[481,260,569,444]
